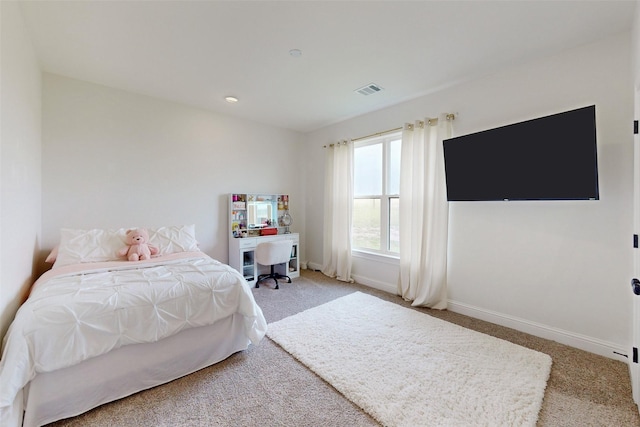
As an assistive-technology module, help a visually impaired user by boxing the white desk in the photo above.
[229,233,299,284]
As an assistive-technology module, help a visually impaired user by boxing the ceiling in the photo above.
[19,1,636,133]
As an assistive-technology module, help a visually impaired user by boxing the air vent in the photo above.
[355,83,383,96]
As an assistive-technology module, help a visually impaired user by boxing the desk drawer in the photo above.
[238,238,256,249]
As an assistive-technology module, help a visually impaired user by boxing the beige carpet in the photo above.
[48,270,640,426]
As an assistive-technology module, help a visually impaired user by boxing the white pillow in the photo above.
[52,225,199,269]
[148,224,199,255]
[53,227,129,268]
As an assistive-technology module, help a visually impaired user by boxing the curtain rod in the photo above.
[351,126,403,143]
[323,113,456,148]
[323,127,402,148]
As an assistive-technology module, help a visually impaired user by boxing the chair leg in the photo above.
[274,271,292,283]
[256,265,280,289]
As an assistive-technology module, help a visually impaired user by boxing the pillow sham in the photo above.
[52,227,129,268]
[51,224,199,269]
[148,224,199,255]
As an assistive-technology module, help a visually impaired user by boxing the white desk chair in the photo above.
[255,240,293,289]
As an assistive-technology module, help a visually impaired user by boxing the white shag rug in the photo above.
[267,292,552,427]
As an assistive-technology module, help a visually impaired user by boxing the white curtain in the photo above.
[398,115,452,309]
[322,140,354,282]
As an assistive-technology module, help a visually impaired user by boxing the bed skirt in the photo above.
[21,313,250,427]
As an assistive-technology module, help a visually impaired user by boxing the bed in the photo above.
[0,225,267,427]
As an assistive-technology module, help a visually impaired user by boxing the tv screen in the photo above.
[443,105,599,201]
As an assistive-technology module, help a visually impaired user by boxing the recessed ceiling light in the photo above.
[225,96,239,103]
[289,49,302,58]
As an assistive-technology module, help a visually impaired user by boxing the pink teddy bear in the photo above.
[118,228,159,261]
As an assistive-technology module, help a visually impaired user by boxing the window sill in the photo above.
[352,249,400,265]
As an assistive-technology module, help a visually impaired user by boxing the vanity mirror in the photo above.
[230,193,290,237]
[247,195,276,228]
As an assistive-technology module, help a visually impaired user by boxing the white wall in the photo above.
[42,74,304,266]
[304,33,633,360]
[0,3,42,339]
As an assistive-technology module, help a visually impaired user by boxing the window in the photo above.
[353,132,401,255]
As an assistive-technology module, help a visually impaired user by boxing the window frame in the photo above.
[352,131,401,257]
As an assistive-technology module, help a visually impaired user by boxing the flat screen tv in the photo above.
[442,105,599,201]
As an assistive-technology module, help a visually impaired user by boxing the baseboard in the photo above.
[306,261,322,271]
[448,300,628,363]
[351,274,397,294]
[303,264,627,362]
[305,263,396,293]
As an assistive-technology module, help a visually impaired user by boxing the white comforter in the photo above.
[0,252,267,419]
